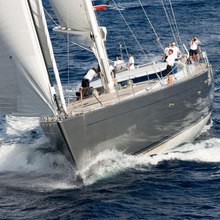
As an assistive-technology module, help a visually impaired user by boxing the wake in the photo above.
[0,115,219,189]
[0,116,79,191]
[79,137,220,185]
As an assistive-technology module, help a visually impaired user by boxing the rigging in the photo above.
[111,0,151,62]
[160,0,178,47]
[138,0,164,51]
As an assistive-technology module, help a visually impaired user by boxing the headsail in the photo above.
[0,0,58,117]
[29,0,54,68]
[49,0,93,47]
[49,0,107,48]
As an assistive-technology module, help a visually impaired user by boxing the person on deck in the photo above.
[189,36,201,63]
[114,56,124,71]
[114,56,124,67]
[109,63,118,85]
[128,52,135,70]
[166,49,175,85]
[163,42,172,61]
[76,67,99,100]
[171,42,181,60]
[112,56,124,84]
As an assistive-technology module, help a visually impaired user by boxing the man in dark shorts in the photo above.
[189,36,201,62]
[76,68,98,100]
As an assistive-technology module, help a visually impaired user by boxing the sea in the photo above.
[0,0,220,219]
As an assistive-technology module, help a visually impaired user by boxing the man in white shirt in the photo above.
[83,68,98,82]
[189,36,201,62]
[163,42,172,61]
[81,67,98,98]
[128,53,135,70]
[113,56,124,79]
[171,42,181,60]
[166,49,175,85]
[114,56,124,68]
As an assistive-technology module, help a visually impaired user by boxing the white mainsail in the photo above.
[0,0,59,117]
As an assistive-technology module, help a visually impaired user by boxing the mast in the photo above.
[84,0,115,93]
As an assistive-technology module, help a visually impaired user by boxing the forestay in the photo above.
[0,0,57,117]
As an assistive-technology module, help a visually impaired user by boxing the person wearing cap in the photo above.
[128,52,135,70]
[166,49,175,85]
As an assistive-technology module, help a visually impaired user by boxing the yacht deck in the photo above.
[67,63,208,117]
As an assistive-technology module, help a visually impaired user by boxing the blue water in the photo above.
[0,0,220,219]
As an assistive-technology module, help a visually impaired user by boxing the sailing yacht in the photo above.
[0,0,213,170]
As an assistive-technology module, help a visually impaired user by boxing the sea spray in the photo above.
[79,138,220,185]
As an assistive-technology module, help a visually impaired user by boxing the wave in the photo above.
[0,115,219,190]
[79,137,220,185]
[0,116,80,191]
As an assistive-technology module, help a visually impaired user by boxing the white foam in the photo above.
[0,140,81,191]
[0,137,219,188]
[1,114,219,188]
[5,115,39,136]
[164,138,220,163]
[79,138,220,185]
[0,116,80,191]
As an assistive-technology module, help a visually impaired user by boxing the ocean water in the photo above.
[0,0,220,219]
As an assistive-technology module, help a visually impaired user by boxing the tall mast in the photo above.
[84,0,115,93]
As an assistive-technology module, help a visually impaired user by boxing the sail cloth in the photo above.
[29,0,53,68]
[49,0,92,32]
[0,0,57,117]
[49,0,95,47]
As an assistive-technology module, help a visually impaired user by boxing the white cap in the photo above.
[172,42,175,45]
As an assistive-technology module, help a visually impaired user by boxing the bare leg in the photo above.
[196,53,200,62]
[82,87,88,97]
[168,74,174,85]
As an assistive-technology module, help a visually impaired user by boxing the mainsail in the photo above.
[0,0,58,117]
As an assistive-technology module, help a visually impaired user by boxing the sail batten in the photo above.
[0,0,58,117]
